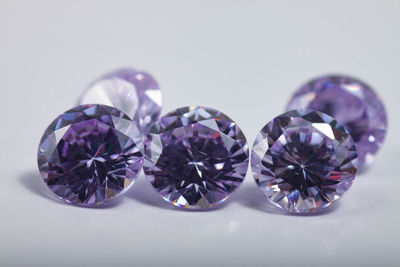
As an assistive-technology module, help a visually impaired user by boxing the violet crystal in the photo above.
[251,110,358,213]
[143,106,249,209]
[37,104,144,206]
[287,75,387,168]
[79,68,162,134]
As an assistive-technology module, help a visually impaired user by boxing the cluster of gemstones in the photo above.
[38,72,387,213]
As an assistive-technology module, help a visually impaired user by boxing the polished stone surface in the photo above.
[287,75,387,168]
[143,106,249,209]
[251,110,358,213]
[37,104,144,206]
[79,68,162,134]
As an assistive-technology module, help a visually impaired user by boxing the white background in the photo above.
[1,1,399,266]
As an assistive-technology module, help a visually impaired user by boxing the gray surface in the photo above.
[1,0,399,266]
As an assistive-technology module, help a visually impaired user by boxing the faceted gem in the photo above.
[251,110,358,213]
[37,104,144,206]
[79,68,162,134]
[287,75,387,168]
[143,106,249,209]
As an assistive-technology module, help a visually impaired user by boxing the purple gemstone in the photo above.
[37,104,144,206]
[251,110,358,213]
[287,75,387,168]
[143,106,249,209]
[79,68,162,134]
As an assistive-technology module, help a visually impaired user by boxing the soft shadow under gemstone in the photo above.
[37,104,144,206]
[251,110,358,213]
[79,68,162,134]
[143,106,249,209]
[287,75,387,168]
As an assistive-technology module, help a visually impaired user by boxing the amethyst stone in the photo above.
[287,75,387,168]
[79,68,162,134]
[37,104,144,206]
[251,110,358,213]
[143,106,249,209]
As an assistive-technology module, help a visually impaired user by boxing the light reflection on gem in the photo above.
[287,75,387,168]
[37,104,144,206]
[251,109,358,213]
[79,68,162,134]
[143,106,249,209]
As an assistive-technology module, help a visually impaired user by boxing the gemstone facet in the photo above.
[143,106,249,209]
[251,110,358,213]
[287,75,387,168]
[79,68,162,134]
[37,104,144,206]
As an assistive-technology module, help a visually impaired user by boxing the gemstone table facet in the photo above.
[287,75,387,168]
[251,110,358,213]
[37,104,144,206]
[143,106,249,209]
[79,68,162,134]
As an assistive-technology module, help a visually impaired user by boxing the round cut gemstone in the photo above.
[79,68,162,134]
[37,104,144,206]
[143,106,249,209]
[251,110,358,213]
[287,75,387,168]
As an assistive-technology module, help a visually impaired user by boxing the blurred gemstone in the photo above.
[37,104,144,206]
[287,75,387,168]
[251,110,358,213]
[79,68,162,134]
[143,106,249,209]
